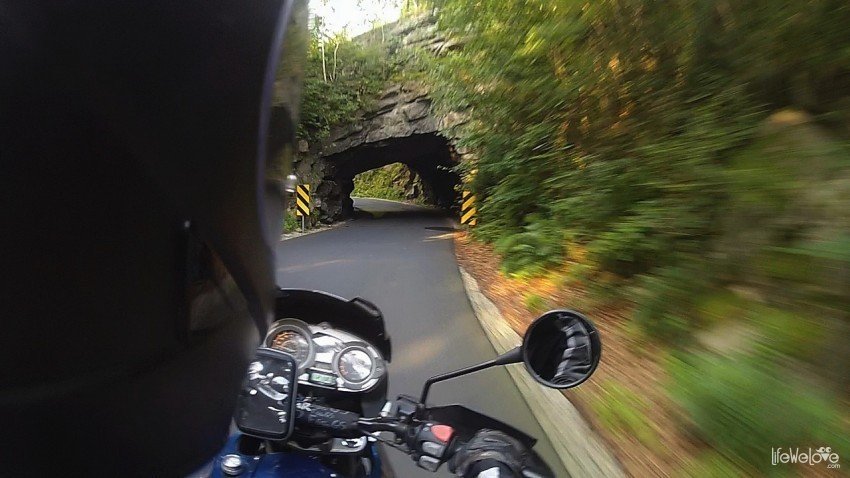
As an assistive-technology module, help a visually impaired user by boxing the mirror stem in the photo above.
[419,346,522,404]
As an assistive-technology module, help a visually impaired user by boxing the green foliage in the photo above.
[283,213,300,233]
[297,27,401,144]
[679,451,747,478]
[420,1,850,468]
[427,0,850,280]
[427,0,850,377]
[632,264,706,343]
[522,293,547,313]
[491,217,564,276]
[720,116,850,313]
[591,381,659,449]
[668,350,850,475]
[353,163,413,202]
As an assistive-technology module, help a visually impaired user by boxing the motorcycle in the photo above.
[208,288,602,477]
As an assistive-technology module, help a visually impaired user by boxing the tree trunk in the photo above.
[332,40,340,81]
[320,40,327,82]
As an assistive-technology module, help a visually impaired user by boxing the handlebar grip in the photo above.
[294,401,361,434]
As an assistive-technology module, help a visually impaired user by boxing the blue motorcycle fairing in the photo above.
[209,435,336,478]
[209,434,382,478]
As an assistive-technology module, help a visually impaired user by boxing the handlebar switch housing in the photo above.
[412,422,456,472]
[393,395,423,422]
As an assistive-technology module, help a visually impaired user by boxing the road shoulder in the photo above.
[280,219,350,242]
[458,266,626,478]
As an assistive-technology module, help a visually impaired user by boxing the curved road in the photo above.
[276,198,567,477]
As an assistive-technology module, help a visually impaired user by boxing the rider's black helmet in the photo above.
[0,0,307,474]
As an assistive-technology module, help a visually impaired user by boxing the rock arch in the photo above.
[294,83,466,221]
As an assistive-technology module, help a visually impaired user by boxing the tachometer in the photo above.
[336,347,374,384]
[271,331,310,364]
[264,319,315,373]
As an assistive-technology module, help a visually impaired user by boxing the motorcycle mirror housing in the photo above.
[521,310,601,389]
[419,310,601,404]
[283,174,298,194]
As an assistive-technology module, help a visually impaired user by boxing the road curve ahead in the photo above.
[275,198,568,477]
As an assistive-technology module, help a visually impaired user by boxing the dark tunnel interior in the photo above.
[326,134,460,217]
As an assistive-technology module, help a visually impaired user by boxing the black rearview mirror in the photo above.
[521,310,601,389]
[235,348,298,440]
[419,309,601,404]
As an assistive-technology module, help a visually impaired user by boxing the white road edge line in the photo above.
[280,219,351,242]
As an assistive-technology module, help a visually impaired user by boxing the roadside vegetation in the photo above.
[297,1,850,474]
[352,163,426,204]
[283,214,300,234]
[289,11,406,228]
[425,0,850,475]
[297,11,414,145]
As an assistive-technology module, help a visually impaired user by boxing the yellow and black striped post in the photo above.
[460,190,477,226]
[295,184,310,232]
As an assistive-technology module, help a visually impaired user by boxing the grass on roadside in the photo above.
[590,380,661,451]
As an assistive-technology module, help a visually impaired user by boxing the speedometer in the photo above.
[336,347,374,384]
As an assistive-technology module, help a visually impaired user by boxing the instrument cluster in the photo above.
[264,319,386,393]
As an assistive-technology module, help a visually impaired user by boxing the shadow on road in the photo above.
[424,226,458,232]
[352,202,451,221]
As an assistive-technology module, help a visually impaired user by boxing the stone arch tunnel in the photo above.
[328,133,459,217]
[296,83,468,222]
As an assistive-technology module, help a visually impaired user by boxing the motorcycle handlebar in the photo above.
[294,399,464,471]
[292,399,554,477]
[294,401,362,435]
[294,400,414,441]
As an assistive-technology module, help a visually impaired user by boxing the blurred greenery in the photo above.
[283,212,300,233]
[669,349,850,475]
[298,0,850,473]
[297,21,403,144]
[522,292,548,313]
[680,451,749,478]
[591,381,660,450]
[492,216,564,276]
[353,163,422,202]
[414,0,850,473]
[427,0,850,279]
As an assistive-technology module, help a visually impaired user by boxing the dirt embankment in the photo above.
[454,232,697,477]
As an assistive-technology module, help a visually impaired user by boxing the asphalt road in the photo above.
[276,198,567,478]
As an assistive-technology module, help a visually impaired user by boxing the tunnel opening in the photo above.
[324,133,459,219]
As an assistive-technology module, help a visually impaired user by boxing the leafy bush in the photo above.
[414,0,850,473]
[283,213,300,233]
[522,293,547,313]
[297,29,399,144]
[352,163,411,201]
[591,381,659,449]
[427,0,850,288]
[492,217,564,276]
[668,351,850,474]
[632,261,714,343]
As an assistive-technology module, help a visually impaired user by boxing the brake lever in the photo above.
[356,416,408,436]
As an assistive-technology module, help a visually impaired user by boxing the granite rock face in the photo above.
[293,15,469,222]
[322,83,437,157]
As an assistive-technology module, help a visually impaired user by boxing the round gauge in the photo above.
[270,331,311,363]
[336,347,374,384]
[263,319,315,372]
